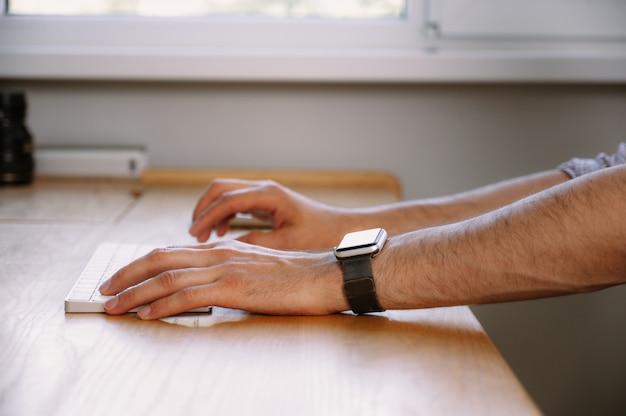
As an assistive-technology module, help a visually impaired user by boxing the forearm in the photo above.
[347,169,569,236]
[375,165,626,309]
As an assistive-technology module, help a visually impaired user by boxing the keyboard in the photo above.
[64,243,211,314]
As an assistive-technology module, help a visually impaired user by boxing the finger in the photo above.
[105,268,214,316]
[192,179,256,222]
[189,187,280,238]
[99,247,214,295]
[136,284,216,320]
[194,218,233,242]
[216,219,230,237]
[196,229,212,243]
[192,180,242,221]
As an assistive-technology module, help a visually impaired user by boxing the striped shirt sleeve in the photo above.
[559,142,626,179]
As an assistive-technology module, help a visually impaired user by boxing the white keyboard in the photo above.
[64,243,211,314]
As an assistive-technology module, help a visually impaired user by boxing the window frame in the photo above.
[1,0,625,83]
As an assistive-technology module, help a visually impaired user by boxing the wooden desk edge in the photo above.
[141,168,403,200]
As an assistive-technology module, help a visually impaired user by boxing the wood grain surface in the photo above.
[0,175,538,416]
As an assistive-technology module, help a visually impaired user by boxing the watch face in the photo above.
[335,228,387,258]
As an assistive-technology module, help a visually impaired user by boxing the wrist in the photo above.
[334,228,387,314]
[320,252,351,313]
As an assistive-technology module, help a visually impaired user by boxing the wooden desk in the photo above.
[0,175,539,415]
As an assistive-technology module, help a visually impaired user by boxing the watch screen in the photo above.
[336,228,383,251]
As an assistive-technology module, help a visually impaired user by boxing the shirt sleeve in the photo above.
[559,142,626,179]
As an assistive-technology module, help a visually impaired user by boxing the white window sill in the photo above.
[1,45,625,83]
[1,9,625,84]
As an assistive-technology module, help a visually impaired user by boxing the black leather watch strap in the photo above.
[339,254,384,314]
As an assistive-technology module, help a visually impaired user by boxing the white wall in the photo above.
[2,79,626,414]
[6,81,626,199]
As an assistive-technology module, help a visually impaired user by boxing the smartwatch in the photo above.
[334,228,387,314]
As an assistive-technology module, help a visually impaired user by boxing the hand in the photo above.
[189,179,355,249]
[99,241,348,319]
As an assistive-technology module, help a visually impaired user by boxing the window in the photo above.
[0,0,624,82]
[8,0,405,19]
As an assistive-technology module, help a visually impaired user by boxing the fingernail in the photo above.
[104,296,118,311]
[137,305,152,320]
[99,279,110,294]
